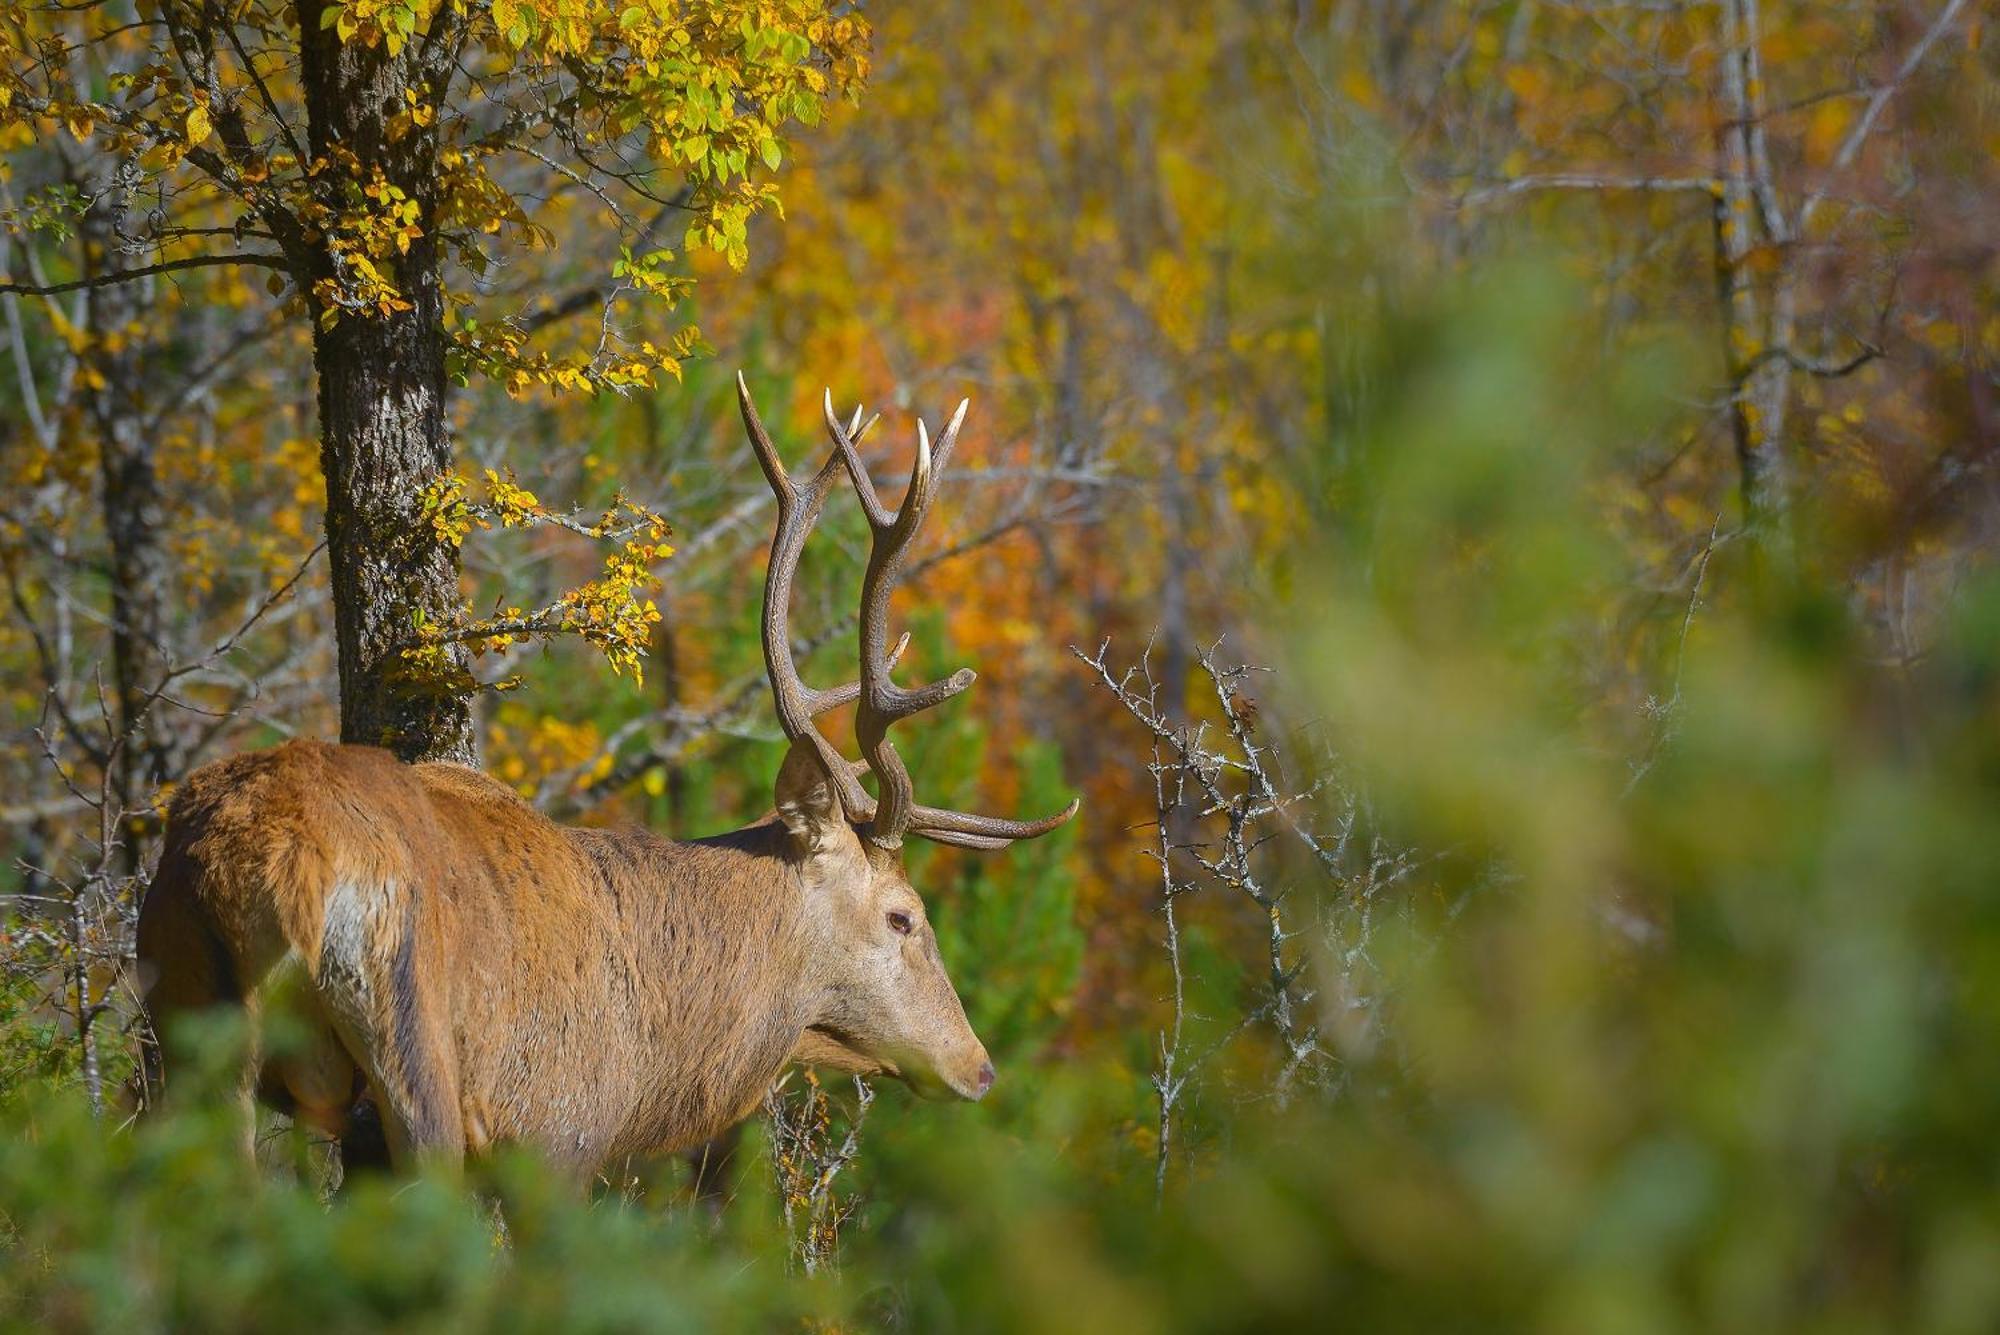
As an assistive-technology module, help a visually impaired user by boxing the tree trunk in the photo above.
[299,1,475,763]
[1713,0,1796,555]
[81,201,180,865]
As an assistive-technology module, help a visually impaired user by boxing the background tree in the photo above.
[3,0,865,761]
[1306,0,1991,565]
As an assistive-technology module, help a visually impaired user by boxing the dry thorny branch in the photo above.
[5,672,169,1120]
[1077,635,1416,1198]
[764,1070,874,1276]
[0,543,326,1118]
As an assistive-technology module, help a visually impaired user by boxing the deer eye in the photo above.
[887,910,915,936]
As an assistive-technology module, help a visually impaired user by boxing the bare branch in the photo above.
[1457,173,1722,210]
[0,251,290,297]
[1798,0,1972,232]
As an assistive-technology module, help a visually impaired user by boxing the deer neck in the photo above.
[569,821,829,1152]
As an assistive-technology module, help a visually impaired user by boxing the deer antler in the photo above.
[739,372,1079,851]
[740,373,889,822]
[823,392,1079,849]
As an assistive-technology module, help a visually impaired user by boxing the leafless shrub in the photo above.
[4,688,153,1117]
[763,1071,874,1275]
[1,544,325,1114]
[1077,636,1417,1196]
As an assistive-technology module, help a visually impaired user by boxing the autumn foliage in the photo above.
[5,0,2000,1327]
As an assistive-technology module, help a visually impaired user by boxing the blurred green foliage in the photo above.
[7,256,2000,1333]
[0,970,78,1093]
[1273,262,2000,1333]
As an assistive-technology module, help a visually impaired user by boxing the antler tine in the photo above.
[739,371,795,501]
[848,405,970,845]
[932,397,969,482]
[739,374,881,819]
[905,795,1082,848]
[811,632,907,713]
[753,377,1079,850]
[837,395,1077,849]
[824,388,892,528]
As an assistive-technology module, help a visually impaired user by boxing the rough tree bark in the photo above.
[299,0,476,764]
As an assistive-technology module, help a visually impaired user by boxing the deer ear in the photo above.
[774,738,845,849]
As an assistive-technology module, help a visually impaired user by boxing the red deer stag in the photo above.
[135,374,1078,1173]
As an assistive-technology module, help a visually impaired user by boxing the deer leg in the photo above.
[315,1003,463,1175]
[136,879,284,1168]
[314,879,466,1172]
[327,1086,386,1176]
[134,865,243,1115]
[231,991,265,1166]
[365,1030,463,1173]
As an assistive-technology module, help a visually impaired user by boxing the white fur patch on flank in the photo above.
[319,877,400,1003]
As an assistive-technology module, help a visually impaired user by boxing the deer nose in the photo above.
[975,1060,996,1098]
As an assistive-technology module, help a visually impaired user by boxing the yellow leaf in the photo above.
[1806,99,1853,165]
[186,104,212,145]
[1339,67,1380,113]
[1503,65,1549,105]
